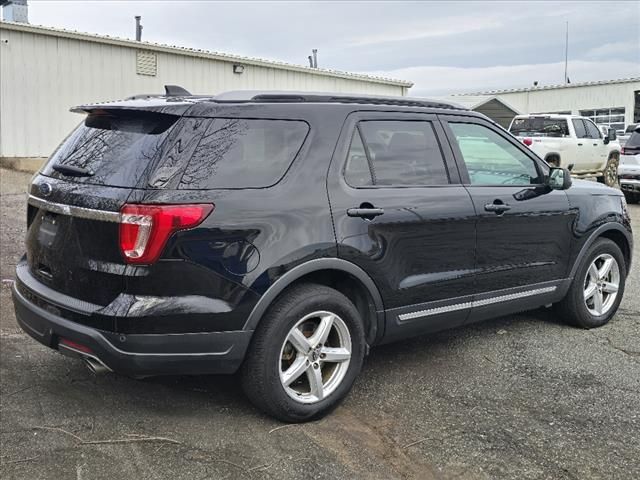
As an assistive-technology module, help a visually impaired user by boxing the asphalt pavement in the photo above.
[1,167,638,479]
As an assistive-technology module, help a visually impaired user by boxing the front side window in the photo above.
[584,120,602,140]
[344,120,449,187]
[449,122,542,186]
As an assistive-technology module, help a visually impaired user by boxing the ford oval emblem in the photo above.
[39,183,53,197]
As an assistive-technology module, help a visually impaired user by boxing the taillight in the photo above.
[621,147,626,155]
[523,138,533,147]
[119,204,214,264]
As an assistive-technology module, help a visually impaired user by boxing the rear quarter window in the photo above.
[179,119,309,189]
[509,118,570,137]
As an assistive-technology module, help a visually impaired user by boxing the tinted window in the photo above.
[347,120,448,186]
[344,130,373,186]
[625,131,640,148]
[584,120,602,139]
[180,119,309,189]
[42,111,178,187]
[450,123,542,186]
[572,119,587,138]
[509,118,569,137]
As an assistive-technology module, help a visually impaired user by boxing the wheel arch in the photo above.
[244,259,385,346]
[569,223,633,279]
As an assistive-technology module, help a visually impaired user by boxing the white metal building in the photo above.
[456,78,640,132]
[0,21,412,165]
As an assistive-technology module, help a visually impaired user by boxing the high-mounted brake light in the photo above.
[523,137,533,147]
[119,204,214,264]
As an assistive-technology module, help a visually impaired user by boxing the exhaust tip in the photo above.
[84,357,111,375]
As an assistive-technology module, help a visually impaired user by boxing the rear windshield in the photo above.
[509,118,570,137]
[178,118,309,189]
[626,132,640,148]
[42,111,179,188]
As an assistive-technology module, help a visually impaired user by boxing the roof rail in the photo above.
[211,91,465,110]
[248,93,462,110]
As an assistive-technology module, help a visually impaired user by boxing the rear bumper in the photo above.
[12,283,252,377]
[620,178,640,194]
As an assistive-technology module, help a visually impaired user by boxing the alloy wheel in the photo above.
[279,311,352,404]
[604,157,619,187]
[583,253,620,316]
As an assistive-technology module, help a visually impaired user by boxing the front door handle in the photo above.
[347,207,384,219]
[484,203,511,214]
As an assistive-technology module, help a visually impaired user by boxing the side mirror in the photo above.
[607,128,617,141]
[548,167,572,190]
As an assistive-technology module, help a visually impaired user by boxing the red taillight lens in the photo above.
[59,338,93,354]
[523,137,533,147]
[119,204,214,264]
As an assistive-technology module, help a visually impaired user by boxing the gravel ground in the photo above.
[1,167,638,479]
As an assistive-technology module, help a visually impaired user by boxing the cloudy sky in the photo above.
[27,1,640,95]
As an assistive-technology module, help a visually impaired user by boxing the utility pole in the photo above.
[564,21,569,84]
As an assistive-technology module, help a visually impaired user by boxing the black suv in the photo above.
[12,89,633,422]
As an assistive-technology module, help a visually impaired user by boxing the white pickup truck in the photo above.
[508,114,621,187]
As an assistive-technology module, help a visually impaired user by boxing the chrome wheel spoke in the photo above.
[281,355,309,387]
[321,346,351,363]
[584,283,597,301]
[602,281,619,294]
[592,290,604,315]
[307,366,324,400]
[598,257,614,279]
[309,314,334,346]
[288,328,311,354]
[588,263,599,282]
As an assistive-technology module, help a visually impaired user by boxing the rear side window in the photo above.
[179,119,309,189]
[509,118,569,137]
[345,120,449,187]
[42,111,178,188]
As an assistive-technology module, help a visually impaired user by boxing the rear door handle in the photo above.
[347,207,384,218]
[484,203,511,214]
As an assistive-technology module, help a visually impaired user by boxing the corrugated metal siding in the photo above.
[493,82,640,125]
[0,26,407,158]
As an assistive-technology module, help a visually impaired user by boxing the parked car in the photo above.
[620,126,640,203]
[508,114,621,186]
[12,89,633,422]
[618,123,639,148]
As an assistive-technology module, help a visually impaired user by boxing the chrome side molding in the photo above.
[398,286,557,322]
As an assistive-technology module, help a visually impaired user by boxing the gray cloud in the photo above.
[27,1,640,95]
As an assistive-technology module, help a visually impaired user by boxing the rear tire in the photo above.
[555,238,626,328]
[241,283,366,422]
[597,154,619,187]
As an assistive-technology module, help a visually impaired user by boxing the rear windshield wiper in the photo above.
[52,164,95,177]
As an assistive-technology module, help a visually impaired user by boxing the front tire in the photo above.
[555,238,626,328]
[241,283,366,422]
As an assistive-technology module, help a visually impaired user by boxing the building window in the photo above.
[579,107,625,133]
[136,51,157,76]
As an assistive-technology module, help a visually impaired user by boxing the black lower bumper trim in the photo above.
[12,284,253,376]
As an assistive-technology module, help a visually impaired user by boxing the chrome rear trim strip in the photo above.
[398,286,557,322]
[28,195,120,223]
